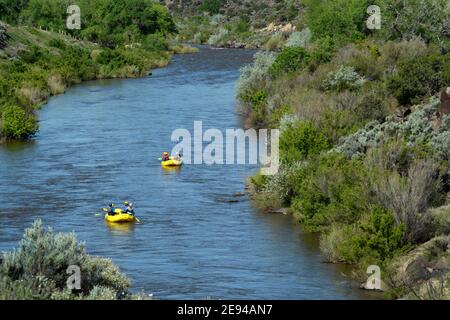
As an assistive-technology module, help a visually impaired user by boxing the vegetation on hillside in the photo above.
[174,0,302,49]
[236,0,450,299]
[0,0,185,141]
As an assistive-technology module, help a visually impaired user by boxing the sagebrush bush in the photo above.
[207,27,229,46]
[236,51,275,114]
[322,66,366,91]
[0,220,131,300]
[378,0,450,52]
[334,98,446,159]
[285,28,311,48]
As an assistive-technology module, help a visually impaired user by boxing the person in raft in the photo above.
[106,203,116,215]
[162,152,170,161]
[123,201,135,215]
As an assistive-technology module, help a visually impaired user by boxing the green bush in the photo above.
[290,153,368,231]
[0,105,38,139]
[269,47,310,78]
[199,0,223,15]
[279,120,330,163]
[321,206,406,264]
[304,0,369,44]
[387,52,450,105]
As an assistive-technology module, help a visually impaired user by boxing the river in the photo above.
[0,47,378,299]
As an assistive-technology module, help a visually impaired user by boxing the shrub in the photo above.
[334,98,447,159]
[387,52,450,105]
[309,36,336,66]
[269,47,310,78]
[378,0,450,52]
[0,105,38,139]
[236,51,275,101]
[304,0,369,44]
[322,66,367,91]
[285,28,311,48]
[199,0,223,15]
[279,120,330,163]
[321,206,406,265]
[367,157,443,243]
[207,27,229,46]
[352,83,397,122]
[264,32,284,51]
[48,38,66,50]
[291,153,368,231]
[0,220,131,299]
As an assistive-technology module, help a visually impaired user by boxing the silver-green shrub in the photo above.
[285,28,311,48]
[236,51,275,99]
[0,219,131,299]
[322,66,367,91]
[207,27,229,46]
[335,98,448,159]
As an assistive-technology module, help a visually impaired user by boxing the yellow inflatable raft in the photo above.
[104,208,135,223]
[161,158,183,167]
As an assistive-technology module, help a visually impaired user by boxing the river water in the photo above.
[0,47,377,299]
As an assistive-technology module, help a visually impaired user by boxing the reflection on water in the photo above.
[0,46,379,299]
[161,166,182,175]
[105,221,136,235]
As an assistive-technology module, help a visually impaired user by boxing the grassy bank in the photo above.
[0,0,198,142]
[0,23,175,141]
[235,0,450,299]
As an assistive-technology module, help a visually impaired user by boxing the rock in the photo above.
[223,199,239,203]
[269,208,288,215]
[232,192,246,197]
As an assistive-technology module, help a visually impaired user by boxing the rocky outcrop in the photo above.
[259,22,296,34]
[389,236,450,299]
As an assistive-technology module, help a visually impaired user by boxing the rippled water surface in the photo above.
[0,47,377,299]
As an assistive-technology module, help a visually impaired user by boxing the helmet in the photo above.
[129,203,134,208]
[163,152,169,155]
[109,203,114,207]
[124,201,129,205]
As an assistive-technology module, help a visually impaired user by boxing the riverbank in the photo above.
[0,22,198,143]
[232,1,450,299]
[0,46,377,300]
